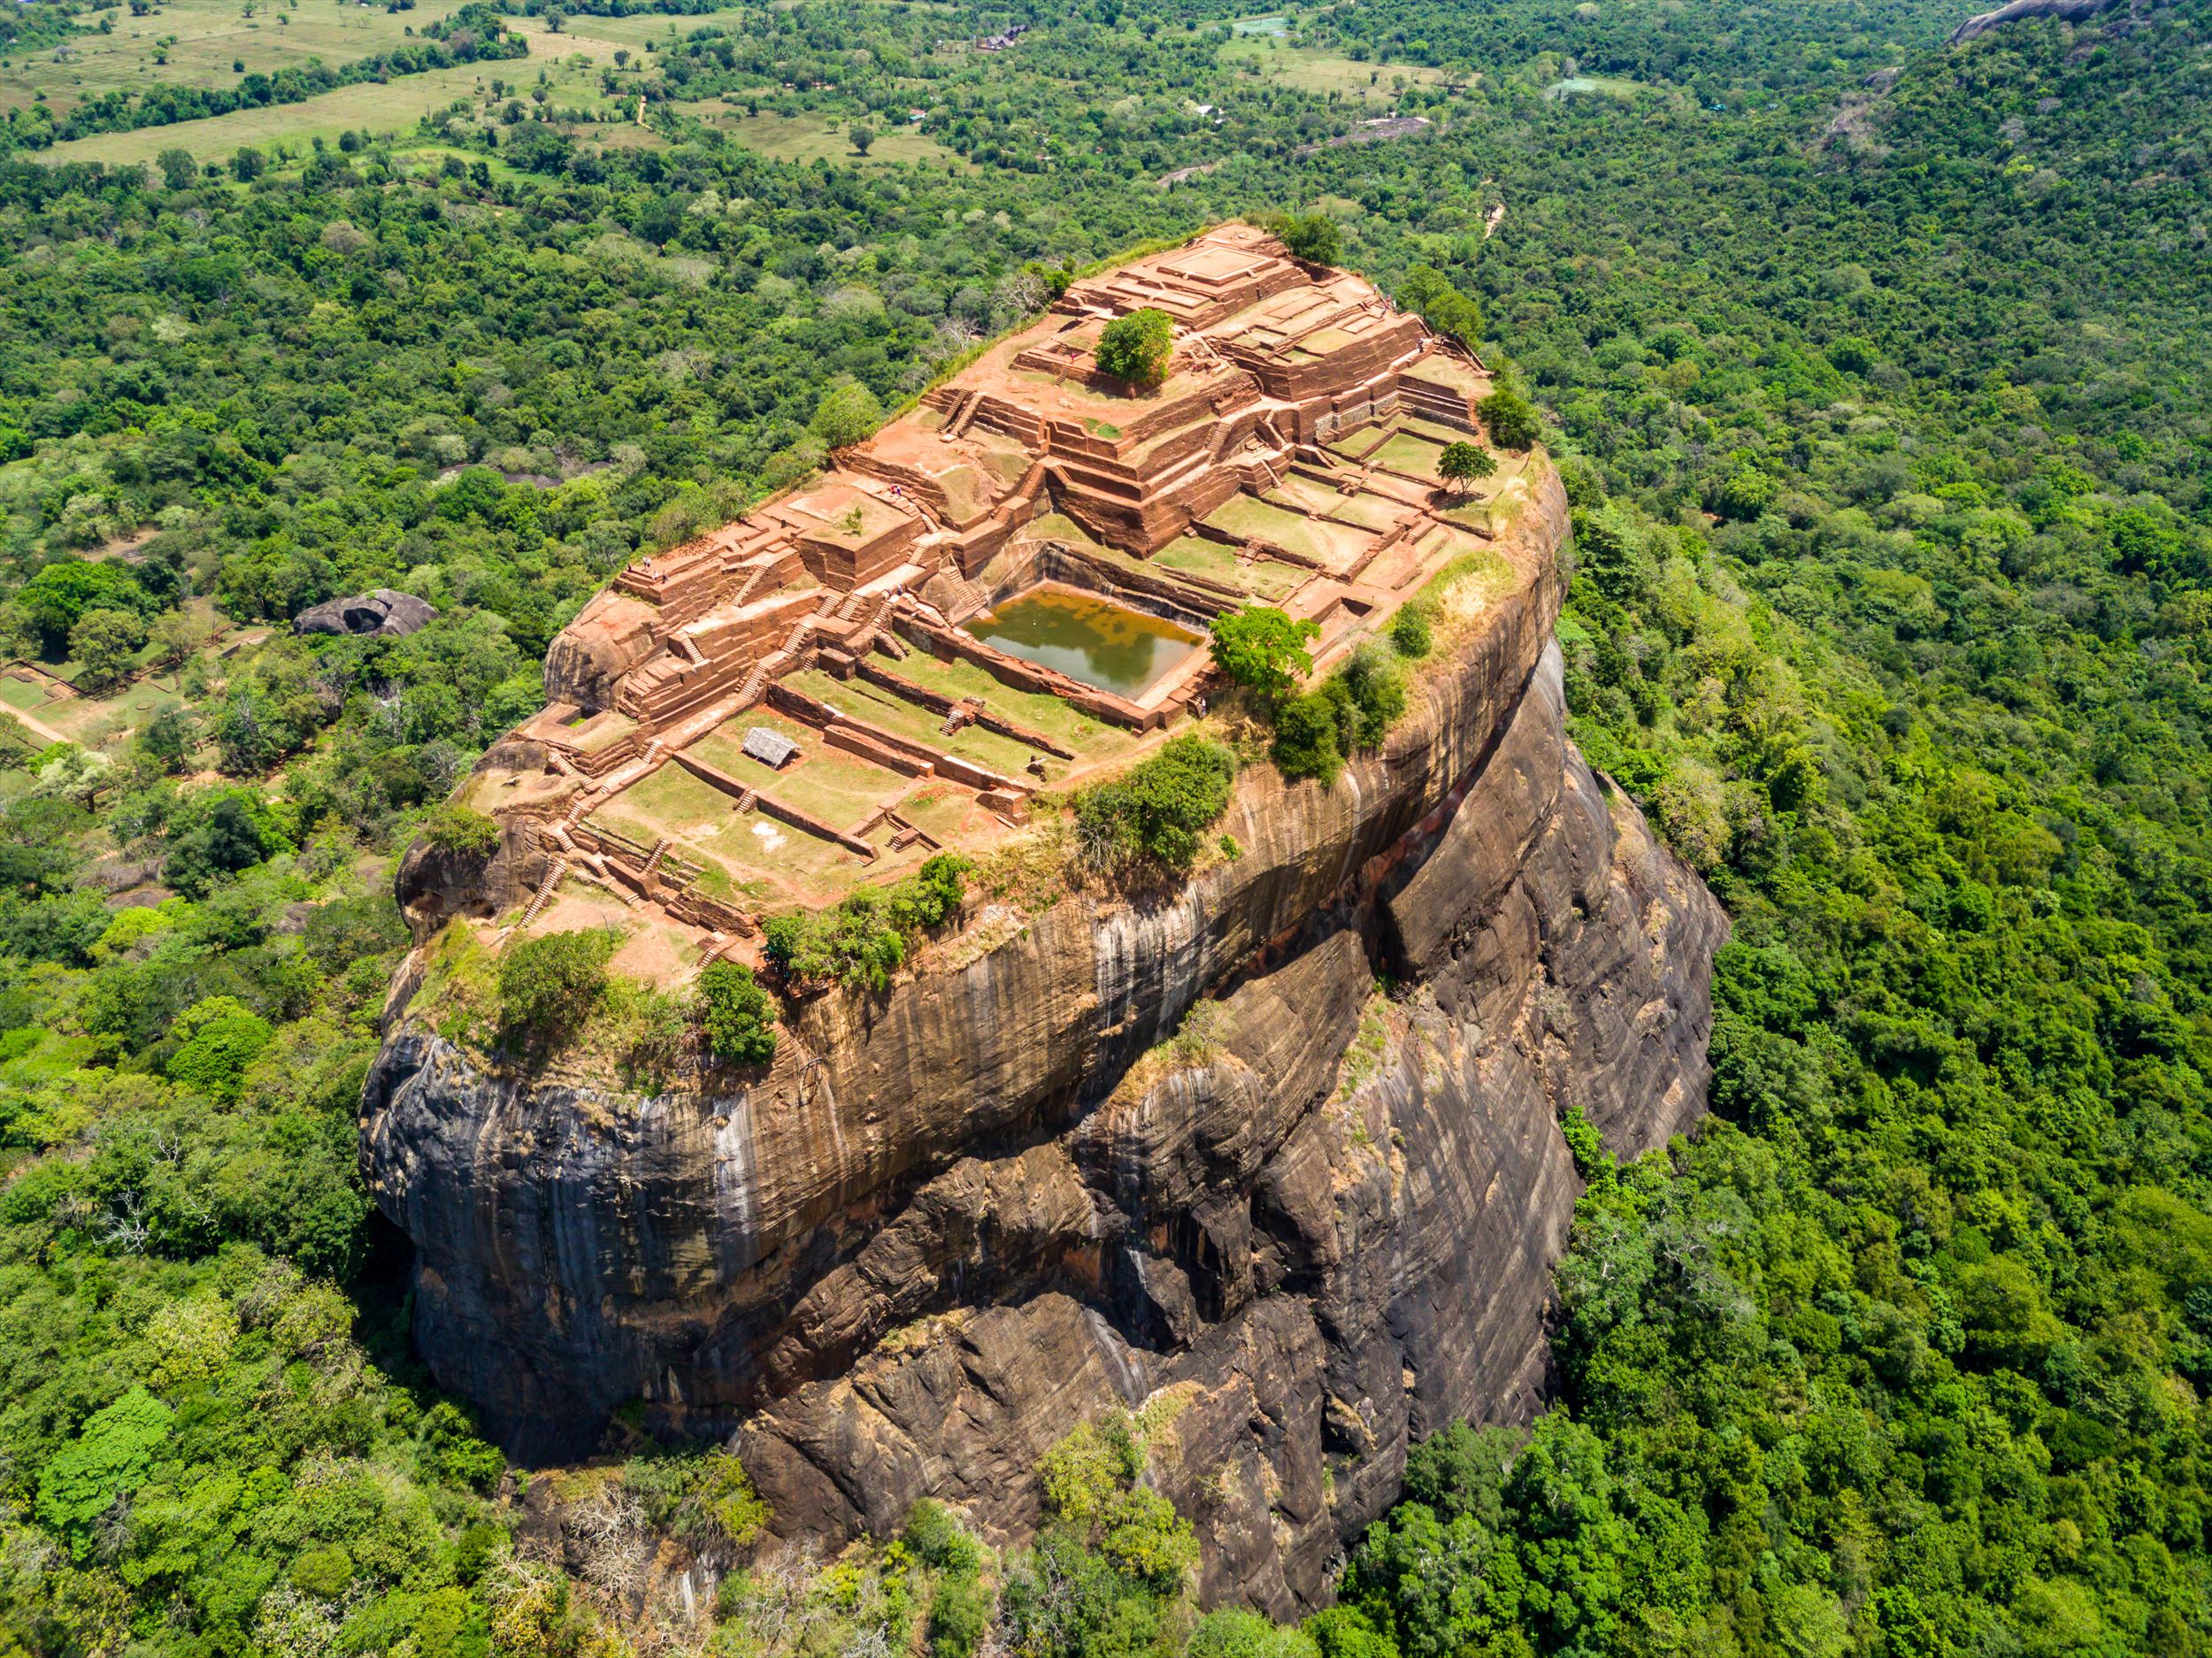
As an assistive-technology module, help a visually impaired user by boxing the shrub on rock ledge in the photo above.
[1073,735,1236,874]
[498,927,615,1038]
[695,960,777,1065]
[763,854,972,993]
[1390,603,1433,659]
[1270,690,1348,789]
[1273,643,1408,788]
[422,803,501,857]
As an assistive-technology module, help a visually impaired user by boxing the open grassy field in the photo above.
[1544,74,1649,101]
[680,103,968,169]
[1217,36,1440,100]
[0,0,477,118]
[38,18,629,165]
[8,0,979,173]
[549,12,710,54]
[35,674,188,746]
[0,597,247,753]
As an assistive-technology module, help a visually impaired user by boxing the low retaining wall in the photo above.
[893,613,1162,732]
[670,750,877,859]
[853,660,1074,760]
[764,682,1026,796]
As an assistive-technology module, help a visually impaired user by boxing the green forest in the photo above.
[1,0,2209,1650]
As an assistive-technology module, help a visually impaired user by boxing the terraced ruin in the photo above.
[368,226,1728,1571]
[452,223,1526,956]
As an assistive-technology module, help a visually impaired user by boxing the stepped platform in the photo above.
[461,223,1521,953]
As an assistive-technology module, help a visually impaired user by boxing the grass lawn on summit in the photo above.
[780,667,1045,783]
[1151,534,1308,603]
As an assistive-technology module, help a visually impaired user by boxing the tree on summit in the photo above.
[1210,604,1319,702]
[1400,265,1484,346]
[811,377,886,448]
[1263,211,1343,265]
[1438,441,1495,498]
[1094,308,1175,392]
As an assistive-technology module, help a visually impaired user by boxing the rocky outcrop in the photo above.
[1949,0,2122,43]
[361,462,1729,1612]
[293,588,437,638]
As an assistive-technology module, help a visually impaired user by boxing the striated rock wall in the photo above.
[360,461,1728,1610]
[730,648,1724,1613]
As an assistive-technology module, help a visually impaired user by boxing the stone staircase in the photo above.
[733,655,782,710]
[937,563,991,621]
[557,735,670,830]
[726,558,778,613]
[1183,333,1230,372]
[514,860,566,931]
[856,592,900,642]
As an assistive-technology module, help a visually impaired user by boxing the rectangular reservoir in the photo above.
[965,586,1202,699]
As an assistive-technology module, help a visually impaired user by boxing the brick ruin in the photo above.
[458,224,1518,957]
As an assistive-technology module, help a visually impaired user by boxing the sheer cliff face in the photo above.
[360,464,1728,1613]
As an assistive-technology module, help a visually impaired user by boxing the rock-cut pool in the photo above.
[965,587,1202,699]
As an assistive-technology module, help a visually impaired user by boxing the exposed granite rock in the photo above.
[729,650,1725,1616]
[361,462,1729,1610]
[1949,0,2121,44]
[293,588,437,638]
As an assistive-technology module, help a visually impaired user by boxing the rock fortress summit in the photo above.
[443,221,1512,929]
[362,224,1729,1613]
